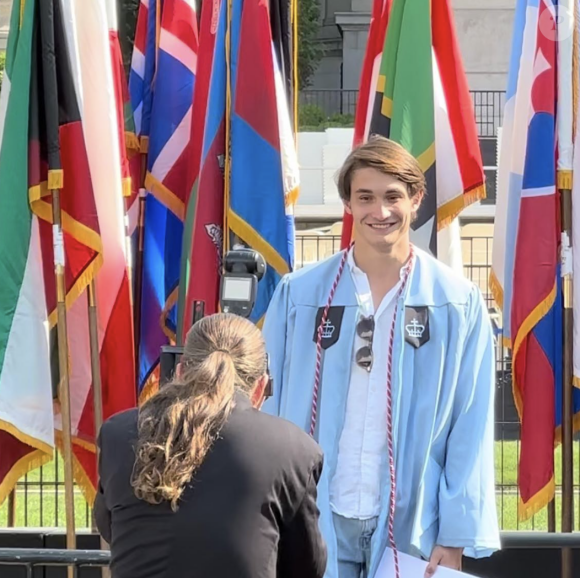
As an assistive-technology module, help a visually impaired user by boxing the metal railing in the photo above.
[299,89,506,137]
[0,548,109,577]
[1,533,580,578]
[299,88,358,118]
[1,234,579,532]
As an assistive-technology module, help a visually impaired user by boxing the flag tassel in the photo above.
[48,173,77,564]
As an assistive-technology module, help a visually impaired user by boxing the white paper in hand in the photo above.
[375,547,477,578]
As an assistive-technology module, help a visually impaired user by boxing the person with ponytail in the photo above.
[94,312,327,578]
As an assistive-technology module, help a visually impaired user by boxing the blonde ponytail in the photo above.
[131,314,266,510]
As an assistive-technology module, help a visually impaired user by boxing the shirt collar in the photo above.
[347,244,412,281]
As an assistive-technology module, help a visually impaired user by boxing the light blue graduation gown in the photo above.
[261,247,500,578]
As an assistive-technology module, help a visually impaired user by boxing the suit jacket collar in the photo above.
[233,390,253,410]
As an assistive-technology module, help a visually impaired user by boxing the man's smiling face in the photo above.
[345,167,423,253]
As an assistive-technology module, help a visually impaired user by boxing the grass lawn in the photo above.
[1,441,579,530]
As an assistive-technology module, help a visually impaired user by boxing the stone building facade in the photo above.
[311,0,515,92]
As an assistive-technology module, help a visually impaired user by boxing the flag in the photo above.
[137,0,199,399]
[228,0,296,325]
[0,0,53,505]
[129,0,156,151]
[126,0,151,244]
[104,0,141,295]
[491,0,580,520]
[272,22,299,266]
[106,0,135,200]
[28,0,107,484]
[36,0,136,500]
[127,0,156,346]
[179,0,225,336]
[270,0,300,211]
[342,0,484,265]
[269,0,294,122]
[181,0,296,332]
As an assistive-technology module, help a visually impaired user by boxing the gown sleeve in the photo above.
[436,286,501,558]
[261,275,292,416]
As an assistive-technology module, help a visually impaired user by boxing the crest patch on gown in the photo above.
[404,306,430,348]
[313,306,345,349]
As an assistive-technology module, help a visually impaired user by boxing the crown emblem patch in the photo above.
[404,306,429,348]
[320,319,335,339]
[313,306,345,350]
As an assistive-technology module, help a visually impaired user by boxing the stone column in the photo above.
[335,5,371,93]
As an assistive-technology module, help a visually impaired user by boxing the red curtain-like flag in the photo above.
[29,0,136,501]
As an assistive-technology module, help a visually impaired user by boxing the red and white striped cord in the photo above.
[310,243,415,578]
[385,246,414,578]
[310,243,352,436]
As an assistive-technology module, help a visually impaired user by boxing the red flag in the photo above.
[181,0,224,333]
[106,0,134,200]
[48,0,136,501]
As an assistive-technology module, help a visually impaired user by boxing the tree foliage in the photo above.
[120,0,140,69]
[297,0,323,89]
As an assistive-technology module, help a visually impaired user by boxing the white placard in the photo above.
[376,548,477,578]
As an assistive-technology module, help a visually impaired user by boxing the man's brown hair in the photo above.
[337,135,426,202]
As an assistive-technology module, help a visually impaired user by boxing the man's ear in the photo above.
[411,191,424,214]
[250,374,268,408]
[343,199,352,215]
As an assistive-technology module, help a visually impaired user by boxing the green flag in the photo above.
[369,0,438,254]
[0,0,54,506]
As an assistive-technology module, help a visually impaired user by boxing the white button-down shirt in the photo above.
[329,248,403,520]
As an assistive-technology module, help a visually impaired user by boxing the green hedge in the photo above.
[299,104,354,131]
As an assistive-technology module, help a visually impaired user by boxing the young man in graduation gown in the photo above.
[261,136,500,578]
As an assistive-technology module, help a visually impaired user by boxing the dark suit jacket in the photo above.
[94,392,327,578]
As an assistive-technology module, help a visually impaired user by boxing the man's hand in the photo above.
[424,545,463,576]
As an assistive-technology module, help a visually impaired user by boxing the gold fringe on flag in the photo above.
[125,131,140,152]
[140,135,149,154]
[48,169,64,190]
[558,169,573,190]
[122,177,132,198]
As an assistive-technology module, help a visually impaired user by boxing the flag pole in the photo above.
[223,0,232,256]
[48,170,77,564]
[560,185,574,578]
[88,280,102,534]
[133,139,149,381]
[555,6,575,571]
[547,500,556,533]
[87,281,111,578]
[291,0,298,137]
[7,490,15,527]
